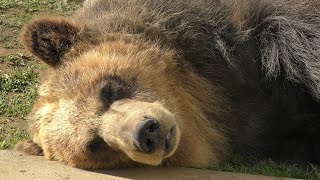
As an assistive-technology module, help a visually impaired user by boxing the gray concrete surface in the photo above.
[0,150,299,180]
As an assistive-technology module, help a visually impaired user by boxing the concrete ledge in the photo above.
[0,150,297,180]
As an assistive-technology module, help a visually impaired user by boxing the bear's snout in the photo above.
[133,119,163,153]
[99,100,181,165]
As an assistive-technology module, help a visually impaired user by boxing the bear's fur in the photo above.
[16,0,320,168]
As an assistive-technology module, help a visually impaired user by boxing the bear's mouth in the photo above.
[163,125,177,156]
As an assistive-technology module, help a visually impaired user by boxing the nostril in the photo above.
[146,138,154,152]
[145,121,160,133]
[134,119,163,153]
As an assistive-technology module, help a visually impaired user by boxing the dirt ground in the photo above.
[0,150,298,180]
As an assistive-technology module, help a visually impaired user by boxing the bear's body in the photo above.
[16,0,320,168]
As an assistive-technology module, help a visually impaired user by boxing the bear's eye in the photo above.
[88,137,108,153]
[100,76,133,108]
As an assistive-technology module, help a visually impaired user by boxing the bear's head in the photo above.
[15,17,183,168]
[16,16,226,169]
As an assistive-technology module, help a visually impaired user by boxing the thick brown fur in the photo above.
[16,0,320,168]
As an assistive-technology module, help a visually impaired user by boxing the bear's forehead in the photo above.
[54,50,139,88]
[42,42,177,103]
[52,65,137,98]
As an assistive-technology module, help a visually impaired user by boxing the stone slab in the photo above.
[0,150,299,180]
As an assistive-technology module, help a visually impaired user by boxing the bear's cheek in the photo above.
[31,100,87,162]
[32,98,136,168]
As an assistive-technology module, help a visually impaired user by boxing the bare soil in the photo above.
[0,150,297,180]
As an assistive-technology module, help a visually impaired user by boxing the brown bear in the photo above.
[16,0,320,168]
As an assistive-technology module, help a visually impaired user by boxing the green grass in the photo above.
[0,0,79,151]
[0,53,31,67]
[0,67,38,117]
[0,128,29,149]
[0,54,39,148]
[0,0,80,152]
[210,154,320,179]
[0,0,81,13]
[0,68,38,92]
[0,0,81,49]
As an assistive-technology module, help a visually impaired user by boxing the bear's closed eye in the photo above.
[100,76,134,108]
[88,137,108,153]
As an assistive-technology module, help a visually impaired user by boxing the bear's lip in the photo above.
[163,125,176,156]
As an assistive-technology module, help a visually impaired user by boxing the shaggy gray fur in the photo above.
[76,0,320,163]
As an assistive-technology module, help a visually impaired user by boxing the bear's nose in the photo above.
[133,119,163,153]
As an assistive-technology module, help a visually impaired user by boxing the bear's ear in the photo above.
[22,17,80,67]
